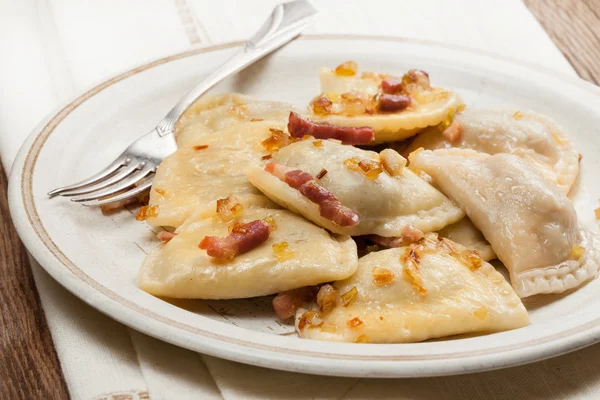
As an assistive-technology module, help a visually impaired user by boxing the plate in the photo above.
[8,35,600,378]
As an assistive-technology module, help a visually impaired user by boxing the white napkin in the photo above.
[3,1,600,399]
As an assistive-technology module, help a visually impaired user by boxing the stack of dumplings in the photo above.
[132,62,599,344]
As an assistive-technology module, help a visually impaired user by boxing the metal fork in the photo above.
[47,0,318,206]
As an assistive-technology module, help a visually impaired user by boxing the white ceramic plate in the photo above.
[9,36,600,378]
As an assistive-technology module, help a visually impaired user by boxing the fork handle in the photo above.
[155,0,318,136]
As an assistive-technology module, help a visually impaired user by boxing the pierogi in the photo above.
[411,149,600,297]
[245,139,464,236]
[307,66,464,144]
[139,208,357,299]
[406,109,580,194]
[295,234,528,343]
[146,94,296,228]
[438,218,496,261]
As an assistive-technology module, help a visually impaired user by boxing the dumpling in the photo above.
[406,109,580,194]
[139,207,357,299]
[295,233,529,343]
[411,149,600,297]
[306,64,464,144]
[245,139,464,236]
[147,94,296,228]
[176,93,300,146]
[438,218,496,261]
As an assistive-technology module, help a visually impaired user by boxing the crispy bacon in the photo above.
[442,120,462,143]
[381,77,402,94]
[265,164,360,227]
[199,220,271,260]
[272,287,314,319]
[287,112,374,145]
[378,94,411,112]
[284,170,313,188]
[157,231,177,243]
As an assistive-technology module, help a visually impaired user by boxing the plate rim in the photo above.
[9,34,600,377]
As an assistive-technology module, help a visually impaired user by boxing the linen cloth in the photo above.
[1,1,598,399]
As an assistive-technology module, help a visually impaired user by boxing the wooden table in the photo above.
[1,1,599,398]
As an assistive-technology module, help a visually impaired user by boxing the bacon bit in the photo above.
[297,310,322,330]
[287,112,374,145]
[372,266,395,286]
[571,244,585,260]
[347,317,363,328]
[513,111,524,120]
[136,205,159,221]
[354,334,369,343]
[199,219,270,260]
[261,154,273,161]
[456,249,482,270]
[401,244,427,295]
[380,149,406,177]
[401,225,424,243]
[334,61,358,76]
[273,288,313,320]
[216,195,244,222]
[312,140,323,148]
[378,94,411,112]
[442,120,462,143]
[317,284,338,313]
[250,118,264,122]
[474,307,488,320]
[341,286,359,307]
[316,169,328,180]
[267,163,360,227]
[262,216,278,231]
[154,188,166,195]
[595,207,600,219]
[358,159,383,180]
[284,169,313,188]
[310,95,333,116]
[381,76,403,94]
[193,144,209,151]
[302,182,360,227]
[272,241,294,261]
[261,128,297,153]
[100,197,138,214]
[157,231,177,244]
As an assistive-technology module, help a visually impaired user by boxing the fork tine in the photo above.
[70,165,154,202]
[80,178,154,207]
[47,157,129,197]
[58,163,140,197]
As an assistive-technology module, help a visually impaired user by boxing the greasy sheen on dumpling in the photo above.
[146,94,296,228]
[406,109,580,194]
[438,218,496,261]
[411,149,600,297]
[295,234,528,343]
[308,67,464,144]
[139,208,357,299]
[245,139,464,236]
